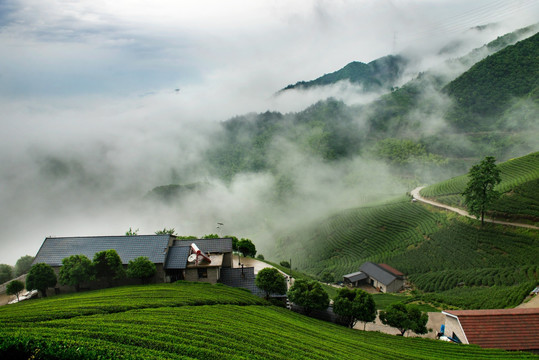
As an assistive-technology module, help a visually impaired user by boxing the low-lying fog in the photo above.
[1,0,538,264]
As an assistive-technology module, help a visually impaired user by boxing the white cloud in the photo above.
[0,0,537,264]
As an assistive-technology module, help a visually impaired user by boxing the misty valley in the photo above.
[1,8,539,359]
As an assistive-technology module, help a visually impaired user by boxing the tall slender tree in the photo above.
[462,156,501,226]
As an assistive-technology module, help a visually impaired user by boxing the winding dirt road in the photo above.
[410,186,539,230]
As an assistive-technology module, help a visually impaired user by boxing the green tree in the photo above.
[0,264,14,284]
[225,235,239,251]
[379,303,428,336]
[333,288,377,329]
[287,279,329,315]
[58,255,94,292]
[280,261,291,268]
[238,238,256,257]
[255,267,287,299]
[6,280,25,301]
[26,263,57,297]
[14,255,35,277]
[125,227,139,236]
[155,228,176,235]
[320,270,335,283]
[462,156,502,225]
[126,257,156,284]
[93,249,125,287]
[203,233,219,239]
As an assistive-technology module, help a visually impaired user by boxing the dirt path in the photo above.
[517,294,539,308]
[411,186,539,230]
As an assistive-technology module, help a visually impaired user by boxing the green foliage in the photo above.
[256,254,265,260]
[255,268,286,299]
[155,228,176,235]
[26,263,57,297]
[421,151,539,216]
[6,280,24,301]
[372,138,446,166]
[203,233,219,239]
[0,264,13,284]
[146,183,205,203]
[92,249,125,286]
[14,255,35,277]
[125,227,139,236]
[444,32,539,130]
[489,178,539,222]
[333,288,376,329]
[419,282,536,310]
[379,303,428,336]
[273,197,444,279]
[320,270,335,283]
[225,235,239,251]
[462,156,502,225]
[126,257,156,284]
[280,260,291,268]
[282,55,408,92]
[0,283,536,359]
[287,279,329,315]
[238,238,256,257]
[58,255,95,292]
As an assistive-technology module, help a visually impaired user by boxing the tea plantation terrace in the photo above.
[32,235,263,295]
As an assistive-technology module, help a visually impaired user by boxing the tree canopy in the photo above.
[93,249,125,286]
[0,264,13,284]
[155,228,176,235]
[26,263,57,297]
[255,268,287,299]
[6,280,25,301]
[126,257,156,284]
[238,238,256,257]
[333,288,377,329]
[287,279,329,315]
[462,156,502,225]
[58,254,95,292]
[379,303,428,336]
[125,227,139,236]
[14,255,35,277]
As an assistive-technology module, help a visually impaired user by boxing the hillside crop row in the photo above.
[1,284,537,359]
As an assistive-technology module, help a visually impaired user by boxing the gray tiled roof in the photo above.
[164,246,190,269]
[172,238,233,253]
[33,235,171,266]
[359,262,397,286]
[220,267,265,297]
[343,271,367,283]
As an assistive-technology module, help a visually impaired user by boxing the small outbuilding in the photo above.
[342,262,404,293]
[442,308,539,353]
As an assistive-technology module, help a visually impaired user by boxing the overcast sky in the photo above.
[1,0,538,265]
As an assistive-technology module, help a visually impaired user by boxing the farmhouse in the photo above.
[32,235,259,294]
[343,262,404,293]
[441,308,539,353]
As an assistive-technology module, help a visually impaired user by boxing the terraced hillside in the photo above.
[272,153,539,309]
[1,283,537,359]
[420,151,539,223]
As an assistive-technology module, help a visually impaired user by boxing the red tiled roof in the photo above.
[444,308,539,351]
[377,263,404,277]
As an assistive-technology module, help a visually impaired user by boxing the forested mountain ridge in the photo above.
[444,31,539,131]
[280,55,408,92]
[201,26,538,186]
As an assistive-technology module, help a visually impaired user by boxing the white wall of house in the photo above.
[443,314,468,344]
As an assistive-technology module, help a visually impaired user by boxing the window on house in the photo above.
[198,268,208,279]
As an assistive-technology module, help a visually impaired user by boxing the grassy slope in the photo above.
[272,153,539,309]
[1,283,537,360]
[420,151,539,223]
